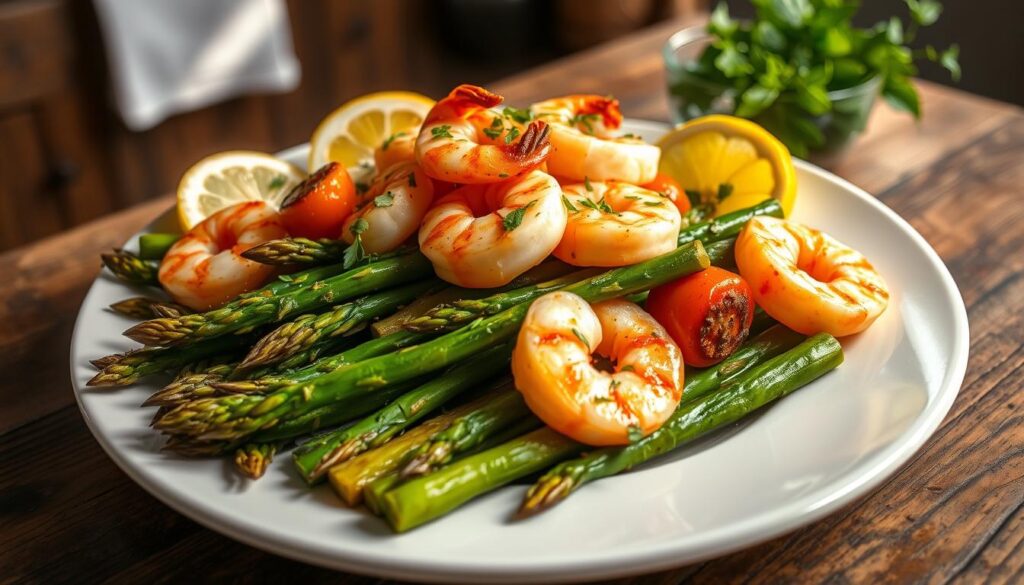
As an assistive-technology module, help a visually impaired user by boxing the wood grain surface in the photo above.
[1,18,1023,584]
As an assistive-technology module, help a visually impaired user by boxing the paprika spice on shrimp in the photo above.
[531,95,659,184]
[158,201,288,311]
[735,217,890,337]
[554,180,681,267]
[418,170,566,288]
[341,161,435,254]
[415,84,551,184]
[511,292,685,446]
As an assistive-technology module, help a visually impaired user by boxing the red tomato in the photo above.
[646,266,755,367]
[279,162,357,239]
[643,173,690,214]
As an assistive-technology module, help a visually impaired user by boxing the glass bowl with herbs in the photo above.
[663,0,960,157]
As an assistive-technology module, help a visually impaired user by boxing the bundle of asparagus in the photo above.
[91,199,840,528]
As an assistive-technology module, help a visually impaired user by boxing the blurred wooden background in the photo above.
[0,0,1018,252]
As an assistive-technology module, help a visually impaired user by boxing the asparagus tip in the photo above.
[517,474,575,519]
[400,441,453,479]
[234,443,277,479]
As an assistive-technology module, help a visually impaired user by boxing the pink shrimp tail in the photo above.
[503,120,551,170]
[426,84,504,123]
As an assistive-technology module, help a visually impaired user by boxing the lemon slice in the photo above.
[308,91,435,185]
[176,151,305,230]
[657,115,796,217]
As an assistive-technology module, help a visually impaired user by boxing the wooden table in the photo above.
[2,19,1023,584]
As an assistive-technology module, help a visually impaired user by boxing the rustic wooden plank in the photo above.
[0,196,170,435]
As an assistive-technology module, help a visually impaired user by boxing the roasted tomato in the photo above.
[279,162,357,239]
[643,173,690,214]
[646,266,754,367]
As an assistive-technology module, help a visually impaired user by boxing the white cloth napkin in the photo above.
[93,0,300,131]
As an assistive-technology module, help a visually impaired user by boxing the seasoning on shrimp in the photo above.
[418,170,567,288]
[158,201,289,311]
[735,216,890,337]
[341,161,435,254]
[554,180,681,267]
[415,84,552,184]
[531,95,660,184]
[512,292,685,446]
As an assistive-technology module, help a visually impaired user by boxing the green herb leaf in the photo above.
[769,0,813,27]
[431,125,453,139]
[561,194,579,213]
[684,189,703,206]
[905,0,942,26]
[571,327,591,348]
[627,424,644,443]
[940,44,961,81]
[483,126,502,140]
[578,198,601,211]
[342,218,369,269]
[408,172,417,187]
[584,176,593,191]
[502,106,533,124]
[381,131,407,151]
[709,2,737,37]
[268,175,287,190]
[373,193,394,207]
[735,84,779,117]
[883,75,921,117]
[504,126,521,144]
[620,364,635,372]
[502,200,536,231]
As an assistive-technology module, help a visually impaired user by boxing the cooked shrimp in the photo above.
[415,84,551,184]
[418,170,566,288]
[342,161,434,253]
[735,217,890,337]
[554,180,681,266]
[531,95,659,184]
[158,201,288,311]
[374,130,418,172]
[512,292,685,446]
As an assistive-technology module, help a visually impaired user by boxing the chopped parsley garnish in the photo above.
[597,197,616,214]
[268,174,287,190]
[502,106,533,124]
[483,126,502,140]
[578,198,601,211]
[584,176,593,191]
[571,327,590,348]
[561,194,579,213]
[684,188,703,206]
[504,126,521,144]
[624,194,642,200]
[355,182,369,195]
[569,113,600,135]
[407,172,417,187]
[381,131,407,151]
[502,200,536,231]
[373,192,394,207]
[643,200,664,207]
[620,364,635,372]
[342,218,369,269]
[627,424,644,443]
[431,125,453,139]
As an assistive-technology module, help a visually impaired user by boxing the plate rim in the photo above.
[69,119,970,583]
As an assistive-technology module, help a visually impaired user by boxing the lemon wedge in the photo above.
[308,91,435,185]
[657,115,796,217]
[176,151,304,230]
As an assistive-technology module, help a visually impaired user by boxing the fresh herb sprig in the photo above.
[688,0,960,156]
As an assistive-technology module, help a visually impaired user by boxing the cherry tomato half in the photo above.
[646,266,754,367]
[279,162,357,239]
[643,173,690,214]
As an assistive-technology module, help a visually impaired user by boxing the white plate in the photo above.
[70,120,969,583]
